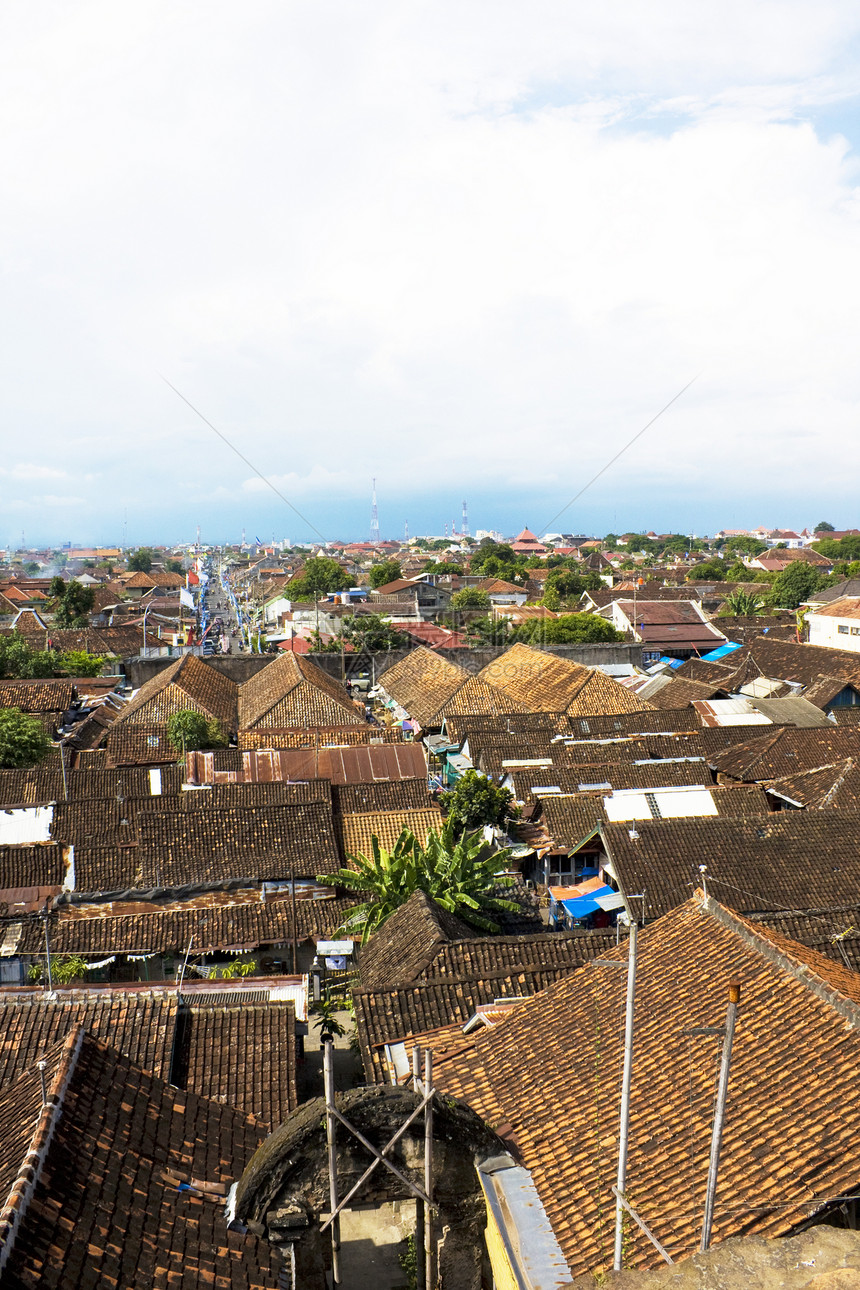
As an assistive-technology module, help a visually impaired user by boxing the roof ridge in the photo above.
[701,896,860,1028]
[821,758,855,809]
[0,1025,85,1274]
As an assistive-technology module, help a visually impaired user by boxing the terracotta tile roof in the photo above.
[0,991,177,1088]
[0,843,66,891]
[104,725,182,766]
[12,891,353,957]
[540,785,768,849]
[138,801,341,886]
[643,675,729,709]
[445,712,566,745]
[237,725,406,749]
[354,956,610,1082]
[0,680,75,713]
[357,890,478,988]
[175,1001,297,1127]
[332,778,430,815]
[238,653,362,729]
[601,810,860,919]
[765,759,860,809]
[0,765,183,807]
[438,674,522,718]
[564,708,700,737]
[471,644,654,717]
[376,647,469,726]
[710,726,860,781]
[432,897,860,1274]
[749,904,860,971]
[119,656,238,731]
[338,807,443,861]
[0,1031,280,1288]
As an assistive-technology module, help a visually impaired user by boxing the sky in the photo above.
[2,1,860,548]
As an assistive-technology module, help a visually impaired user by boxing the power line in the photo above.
[160,377,327,543]
[541,374,700,536]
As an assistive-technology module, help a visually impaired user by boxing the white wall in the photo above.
[807,613,860,652]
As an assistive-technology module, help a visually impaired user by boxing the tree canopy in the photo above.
[451,588,491,609]
[771,562,827,610]
[0,708,53,769]
[718,589,768,617]
[815,521,835,532]
[287,557,351,601]
[512,613,624,644]
[687,560,726,582]
[127,548,153,573]
[165,709,228,754]
[369,559,402,588]
[442,769,517,835]
[319,822,518,942]
[53,580,95,628]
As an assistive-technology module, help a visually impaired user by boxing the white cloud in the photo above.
[0,1,859,539]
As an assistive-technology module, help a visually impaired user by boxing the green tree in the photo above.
[0,637,59,679]
[319,823,518,941]
[288,557,351,601]
[49,576,66,599]
[166,709,228,754]
[166,558,184,574]
[57,650,110,677]
[0,708,53,768]
[814,536,860,562]
[721,535,767,557]
[127,548,153,573]
[340,613,409,652]
[719,590,767,616]
[513,613,624,644]
[369,559,402,588]
[451,588,491,610]
[465,615,511,646]
[772,562,826,610]
[54,580,95,627]
[815,521,835,532]
[687,561,726,582]
[422,561,463,576]
[442,769,517,835]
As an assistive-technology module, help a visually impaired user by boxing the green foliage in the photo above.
[340,613,409,653]
[165,558,184,574]
[451,588,491,609]
[719,589,768,616]
[28,954,90,984]
[469,543,521,577]
[54,579,95,627]
[813,535,860,561]
[369,559,402,588]
[0,637,58,679]
[57,650,109,677]
[512,613,624,644]
[772,561,827,609]
[687,560,726,582]
[288,557,351,601]
[319,822,518,942]
[311,996,347,1040]
[721,535,767,556]
[49,575,66,598]
[220,958,257,979]
[398,1236,418,1290]
[464,615,511,646]
[422,561,463,576]
[0,708,52,768]
[815,521,835,532]
[166,709,228,754]
[442,768,517,835]
[127,548,153,573]
[23,561,40,575]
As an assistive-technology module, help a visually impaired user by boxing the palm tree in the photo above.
[318,822,519,943]
[721,588,767,616]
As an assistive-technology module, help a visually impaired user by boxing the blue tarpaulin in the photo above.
[560,884,614,919]
[700,641,743,661]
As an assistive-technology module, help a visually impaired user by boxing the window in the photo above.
[852,628,860,636]
[838,625,850,634]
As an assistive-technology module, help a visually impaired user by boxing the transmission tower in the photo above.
[461,500,469,537]
[404,519,409,542]
[370,478,380,544]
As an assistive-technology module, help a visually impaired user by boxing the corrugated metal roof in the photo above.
[692,698,774,727]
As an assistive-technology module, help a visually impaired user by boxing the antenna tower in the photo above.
[444,522,448,538]
[404,520,409,542]
[241,527,246,548]
[461,500,469,537]
[370,478,380,543]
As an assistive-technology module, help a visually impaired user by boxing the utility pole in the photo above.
[370,478,380,545]
[701,982,741,1251]
[614,921,638,1271]
[324,1039,342,1286]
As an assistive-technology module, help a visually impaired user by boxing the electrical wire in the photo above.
[160,376,328,543]
[540,374,700,536]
